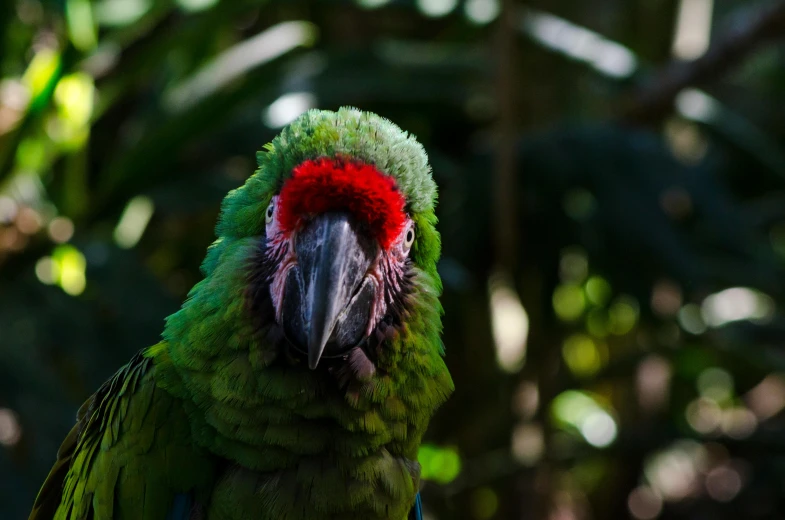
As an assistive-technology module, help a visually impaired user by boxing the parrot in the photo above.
[29,107,454,520]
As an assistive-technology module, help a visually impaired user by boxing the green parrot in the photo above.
[29,108,454,520]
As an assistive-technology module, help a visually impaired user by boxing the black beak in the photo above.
[281,212,378,369]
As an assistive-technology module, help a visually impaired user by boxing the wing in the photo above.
[29,348,215,520]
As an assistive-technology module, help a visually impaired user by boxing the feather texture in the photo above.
[31,109,453,520]
[29,350,215,520]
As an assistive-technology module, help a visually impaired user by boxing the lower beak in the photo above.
[281,212,378,369]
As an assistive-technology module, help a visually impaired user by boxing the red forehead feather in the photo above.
[277,158,406,249]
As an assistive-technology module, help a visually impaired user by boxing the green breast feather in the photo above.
[30,108,454,520]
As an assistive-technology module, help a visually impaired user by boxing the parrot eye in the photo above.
[265,200,275,224]
[403,226,415,251]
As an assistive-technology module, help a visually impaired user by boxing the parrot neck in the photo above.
[154,236,453,518]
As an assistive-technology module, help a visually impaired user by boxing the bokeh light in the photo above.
[672,0,714,60]
[552,391,618,448]
[489,272,529,373]
[677,303,707,335]
[637,355,672,412]
[651,279,682,316]
[705,464,743,502]
[644,441,706,501]
[416,0,458,18]
[697,367,733,403]
[580,411,617,448]
[745,374,785,420]
[356,0,392,9]
[562,334,606,378]
[559,248,588,283]
[464,0,499,24]
[52,244,87,296]
[16,207,42,234]
[418,444,462,484]
[553,284,586,322]
[22,48,60,104]
[686,398,722,435]
[95,0,152,26]
[48,216,74,243]
[627,486,662,520]
[176,0,219,13]
[0,196,18,223]
[114,195,154,249]
[701,287,775,328]
[52,72,95,148]
[720,407,757,440]
[263,92,318,129]
[584,276,611,306]
[608,296,639,335]
[512,422,544,465]
[521,7,638,79]
[0,408,22,447]
[470,487,499,520]
[65,0,98,52]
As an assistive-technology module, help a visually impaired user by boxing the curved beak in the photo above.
[281,212,378,369]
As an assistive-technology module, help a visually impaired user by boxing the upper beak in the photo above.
[281,212,378,369]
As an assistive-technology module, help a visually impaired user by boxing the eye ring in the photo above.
[403,226,415,250]
[265,200,275,224]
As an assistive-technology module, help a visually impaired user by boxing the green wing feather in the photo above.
[29,348,215,520]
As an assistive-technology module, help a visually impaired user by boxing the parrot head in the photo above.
[178,107,448,382]
[266,157,416,369]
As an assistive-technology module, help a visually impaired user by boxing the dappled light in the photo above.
[418,444,462,485]
[520,7,638,79]
[264,92,318,129]
[489,271,529,373]
[701,287,775,327]
[627,486,663,520]
[3,0,785,519]
[0,408,22,447]
[113,195,154,249]
[552,390,618,448]
[417,0,459,18]
[672,0,714,59]
[464,0,499,25]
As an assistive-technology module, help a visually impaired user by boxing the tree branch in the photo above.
[622,0,785,124]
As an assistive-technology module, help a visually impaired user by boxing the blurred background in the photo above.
[2,0,785,518]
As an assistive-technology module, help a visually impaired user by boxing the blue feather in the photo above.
[167,493,193,520]
[409,492,424,520]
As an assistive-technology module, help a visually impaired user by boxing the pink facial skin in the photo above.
[264,194,415,339]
